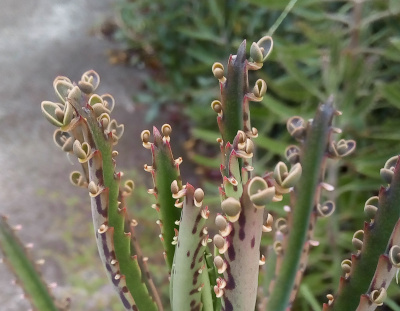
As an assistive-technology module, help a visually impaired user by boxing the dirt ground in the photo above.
[0,1,164,310]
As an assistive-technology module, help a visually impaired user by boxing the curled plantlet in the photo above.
[41,100,74,128]
[326,294,335,306]
[248,176,276,207]
[273,162,302,193]
[214,255,227,274]
[221,197,241,222]
[101,94,115,112]
[287,116,306,141]
[193,187,204,207]
[161,124,172,142]
[248,79,267,101]
[215,214,231,237]
[316,201,335,217]
[352,230,364,253]
[171,180,186,199]
[87,181,103,197]
[275,218,288,234]
[211,100,223,116]
[70,171,87,188]
[122,180,135,197]
[341,259,352,277]
[88,94,110,118]
[370,287,387,306]
[214,234,228,254]
[53,130,74,152]
[72,140,92,163]
[212,62,226,83]
[98,113,111,129]
[263,213,274,233]
[274,239,284,255]
[141,130,151,149]
[53,76,73,104]
[380,156,399,184]
[364,196,379,222]
[106,119,124,144]
[389,245,400,267]
[390,245,400,284]
[249,36,273,64]
[328,139,356,158]
[79,69,100,94]
[285,145,301,164]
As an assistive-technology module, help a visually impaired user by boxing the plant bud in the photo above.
[212,62,225,80]
[250,42,263,63]
[253,79,267,98]
[370,288,386,306]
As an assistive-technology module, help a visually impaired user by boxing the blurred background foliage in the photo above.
[103,0,400,310]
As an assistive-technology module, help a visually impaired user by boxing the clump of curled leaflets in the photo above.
[41,71,162,311]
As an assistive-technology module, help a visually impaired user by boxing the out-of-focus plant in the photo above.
[110,0,276,122]
[250,2,400,308]
[111,0,400,192]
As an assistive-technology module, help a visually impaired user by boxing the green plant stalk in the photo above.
[146,127,182,270]
[267,0,299,36]
[125,197,163,310]
[212,37,274,310]
[266,100,335,311]
[201,252,216,311]
[205,250,220,310]
[219,40,247,145]
[170,183,210,310]
[326,158,400,311]
[41,73,160,310]
[76,97,158,311]
[0,216,59,311]
[263,244,278,300]
[357,219,400,310]
[222,189,265,310]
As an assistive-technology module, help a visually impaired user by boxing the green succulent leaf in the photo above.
[0,216,60,311]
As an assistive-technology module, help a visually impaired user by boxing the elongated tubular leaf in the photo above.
[144,126,182,271]
[267,156,332,306]
[325,157,400,311]
[288,211,318,304]
[124,197,163,311]
[202,251,218,311]
[266,100,335,311]
[219,40,247,145]
[212,37,272,310]
[59,113,144,310]
[170,184,210,310]
[0,216,59,311]
[262,239,279,304]
[220,186,265,310]
[265,203,318,306]
[356,220,400,311]
[69,93,158,311]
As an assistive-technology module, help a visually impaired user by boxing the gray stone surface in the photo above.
[0,1,153,309]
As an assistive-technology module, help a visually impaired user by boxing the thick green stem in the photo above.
[170,184,209,310]
[220,40,247,144]
[149,127,182,270]
[266,101,335,311]
[327,158,400,311]
[83,103,158,311]
[0,216,59,311]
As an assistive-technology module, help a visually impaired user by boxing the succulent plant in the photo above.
[1,35,400,311]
